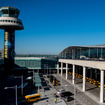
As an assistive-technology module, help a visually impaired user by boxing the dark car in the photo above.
[64,96,73,102]
[60,91,72,97]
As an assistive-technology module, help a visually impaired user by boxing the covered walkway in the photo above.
[57,59,105,103]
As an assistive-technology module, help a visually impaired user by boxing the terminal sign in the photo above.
[4,31,8,58]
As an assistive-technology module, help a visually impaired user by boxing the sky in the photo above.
[0,0,105,54]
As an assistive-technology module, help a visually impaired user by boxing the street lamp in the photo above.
[4,85,17,105]
[60,73,63,89]
[15,76,23,96]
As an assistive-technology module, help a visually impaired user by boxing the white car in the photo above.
[57,89,65,95]
[99,58,104,61]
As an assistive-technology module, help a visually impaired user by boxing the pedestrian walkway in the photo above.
[33,75,67,105]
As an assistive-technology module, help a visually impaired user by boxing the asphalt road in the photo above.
[53,74,100,105]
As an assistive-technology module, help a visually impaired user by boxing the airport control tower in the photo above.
[0,7,24,72]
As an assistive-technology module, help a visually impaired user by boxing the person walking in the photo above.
[55,98,57,104]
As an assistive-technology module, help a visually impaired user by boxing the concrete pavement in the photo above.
[54,74,105,105]
[33,75,67,105]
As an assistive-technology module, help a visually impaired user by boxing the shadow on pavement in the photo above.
[86,86,98,91]
[40,97,49,101]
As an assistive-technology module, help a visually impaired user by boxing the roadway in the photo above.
[33,74,67,105]
[53,74,101,105]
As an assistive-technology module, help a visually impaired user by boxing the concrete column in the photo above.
[83,66,86,91]
[57,63,59,74]
[72,64,75,84]
[100,70,104,103]
[66,63,68,80]
[61,62,63,76]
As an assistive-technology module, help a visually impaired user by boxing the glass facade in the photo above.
[0,7,19,18]
[15,57,58,70]
[60,45,105,60]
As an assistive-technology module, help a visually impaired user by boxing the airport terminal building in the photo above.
[60,44,105,60]
[58,44,105,103]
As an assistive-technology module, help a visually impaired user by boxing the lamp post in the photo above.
[15,76,23,96]
[60,73,63,89]
[4,85,17,105]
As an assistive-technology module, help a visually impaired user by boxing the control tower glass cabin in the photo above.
[0,7,24,71]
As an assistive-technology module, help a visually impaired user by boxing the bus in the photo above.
[25,93,41,102]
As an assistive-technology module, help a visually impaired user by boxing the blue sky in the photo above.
[0,0,105,54]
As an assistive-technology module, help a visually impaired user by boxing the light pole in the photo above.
[4,85,17,105]
[15,76,23,96]
[60,73,63,89]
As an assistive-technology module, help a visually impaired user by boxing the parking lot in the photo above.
[0,71,103,105]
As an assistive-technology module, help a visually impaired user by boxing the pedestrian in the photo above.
[55,98,57,104]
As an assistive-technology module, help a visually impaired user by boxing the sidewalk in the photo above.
[33,75,67,105]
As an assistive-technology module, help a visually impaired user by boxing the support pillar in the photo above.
[4,30,15,71]
[57,63,59,74]
[61,62,63,76]
[66,63,68,80]
[100,70,104,103]
[83,66,86,91]
[72,64,75,84]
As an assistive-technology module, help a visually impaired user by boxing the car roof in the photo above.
[62,91,71,93]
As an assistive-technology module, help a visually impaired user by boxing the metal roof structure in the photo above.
[60,44,105,54]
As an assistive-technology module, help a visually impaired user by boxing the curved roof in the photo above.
[60,44,105,54]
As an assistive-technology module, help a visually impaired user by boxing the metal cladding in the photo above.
[0,6,24,71]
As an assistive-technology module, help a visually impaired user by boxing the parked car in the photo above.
[57,89,65,95]
[60,91,72,97]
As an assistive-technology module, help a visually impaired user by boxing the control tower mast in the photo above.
[0,7,24,72]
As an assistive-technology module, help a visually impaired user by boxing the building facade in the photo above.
[60,44,105,60]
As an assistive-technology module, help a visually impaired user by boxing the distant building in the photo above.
[15,57,58,71]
